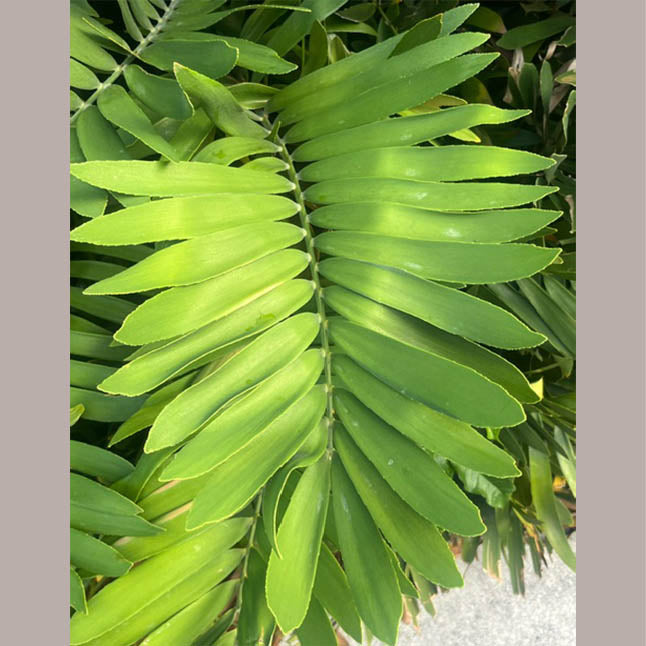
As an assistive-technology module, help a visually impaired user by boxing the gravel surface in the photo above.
[341,534,576,646]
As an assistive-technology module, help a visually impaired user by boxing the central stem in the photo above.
[70,0,181,124]
[277,137,335,450]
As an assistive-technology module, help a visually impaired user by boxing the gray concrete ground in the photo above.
[342,534,576,646]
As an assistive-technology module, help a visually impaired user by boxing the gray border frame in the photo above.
[577,1,646,644]
[2,1,70,643]
[1,1,645,644]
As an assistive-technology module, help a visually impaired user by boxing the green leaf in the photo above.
[70,404,85,426]
[71,10,117,71]
[70,474,161,537]
[562,89,576,144]
[237,549,275,646]
[85,222,303,294]
[187,385,326,528]
[174,64,269,138]
[70,387,146,423]
[301,145,554,182]
[307,178,557,212]
[292,104,530,161]
[266,0,346,56]
[140,39,239,79]
[70,528,132,577]
[266,456,331,633]
[194,136,280,165]
[262,421,328,556]
[497,14,575,49]
[335,427,464,588]
[114,249,308,345]
[517,278,575,355]
[146,313,319,451]
[70,59,100,90]
[329,318,525,428]
[311,203,560,244]
[285,53,498,142]
[97,86,181,162]
[71,547,242,646]
[335,390,485,535]
[70,160,293,196]
[316,231,560,283]
[319,258,546,349]
[71,193,297,246]
[101,280,313,396]
[71,568,88,614]
[212,36,297,74]
[333,355,520,478]
[453,465,515,509]
[160,349,324,480]
[312,543,363,643]
[70,128,108,217]
[325,287,539,404]
[124,65,193,120]
[466,6,506,33]
[440,3,479,35]
[140,581,237,646]
[540,59,554,116]
[70,441,134,483]
[389,15,443,57]
[529,447,576,571]
[296,598,337,646]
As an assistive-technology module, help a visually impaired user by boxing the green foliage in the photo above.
[70,1,575,643]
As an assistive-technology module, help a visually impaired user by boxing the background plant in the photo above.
[69,1,576,644]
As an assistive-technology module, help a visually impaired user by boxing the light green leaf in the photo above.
[296,598,337,646]
[529,447,576,571]
[140,581,237,646]
[285,53,498,142]
[313,543,363,643]
[70,160,293,196]
[174,64,269,138]
[311,203,560,244]
[85,222,304,294]
[237,549,275,646]
[326,287,539,404]
[124,65,193,120]
[335,390,485,535]
[316,231,560,283]
[160,349,324,480]
[70,528,132,577]
[266,456,331,633]
[188,386,326,529]
[307,178,558,211]
[194,136,281,165]
[331,454,401,645]
[319,258,546,348]
[140,39,239,79]
[292,104,529,161]
[335,427,464,588]
[72,549,242,646]
[70,59,100,90]
[301,145,553,182]
[70,441,134,483]
[71,193,297,245]
[279,32,488,126]
[333,356,519,477]
[146,313,319,451]
[97,86,181,161]
[329,318,525,428]
[497,14,575,49]
[113,249,308,345]
[101,280,313,396]
[71,568,88,614]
